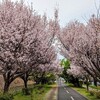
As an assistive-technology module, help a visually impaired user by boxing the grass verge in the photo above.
[14,84,53,100]
[67,83,100,100]
[89,85,100,90]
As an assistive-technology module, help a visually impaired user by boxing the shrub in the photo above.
[89,90,95,96]
[22,88,33,95]
[79,80,83,87]
[0,93,13,100]
[38,89,45,94]
[95,91,100,99]
[37,85,43,90]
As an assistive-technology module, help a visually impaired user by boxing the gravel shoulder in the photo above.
[44,85,58,100]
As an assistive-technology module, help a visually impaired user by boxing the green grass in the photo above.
[67,83,100,100]
[14,92,31,100]
[72,87,99,100]
[89,85,100,90]
[14,84,53,100]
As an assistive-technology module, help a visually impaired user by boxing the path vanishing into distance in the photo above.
[57,78,87,100]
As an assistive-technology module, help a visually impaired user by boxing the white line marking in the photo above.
[66,90,69,93]
[64,87,69,93]
[64,88,66,90]
[71,96,74,100]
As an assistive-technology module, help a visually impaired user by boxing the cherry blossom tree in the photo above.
[0,0,60,93]
[32,60,62,84]
[67,65,84,77]
[0,0,41,93]
[67,64,88,88]
[57,18,100,85]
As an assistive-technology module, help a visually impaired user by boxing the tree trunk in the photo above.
[21,73,29,89]
[86,77,89,91]
[75,78,80,87]
[24,79,28,89]
[23,79,30,95]
[21,73,30,95]
[3,72,11,94]
[93,78,97,87]
[3,81,10,94]
[86,83,89,91]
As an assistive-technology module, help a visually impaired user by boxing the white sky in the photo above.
[1,0,99,26]
[14,0,100,26]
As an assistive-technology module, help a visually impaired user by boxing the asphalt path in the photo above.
[57,78,88,100]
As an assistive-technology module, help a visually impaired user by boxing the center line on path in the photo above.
[71,96,74,100]
[64,88,66,90]
[66,90,69,93]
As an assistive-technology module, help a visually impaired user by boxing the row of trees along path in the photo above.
[0,0,61,94]
[0,0,100,95]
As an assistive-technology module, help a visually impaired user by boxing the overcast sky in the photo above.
[0,0,97,26]
[11,0,100,26]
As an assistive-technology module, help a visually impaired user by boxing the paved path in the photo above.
[57,78,88,100]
